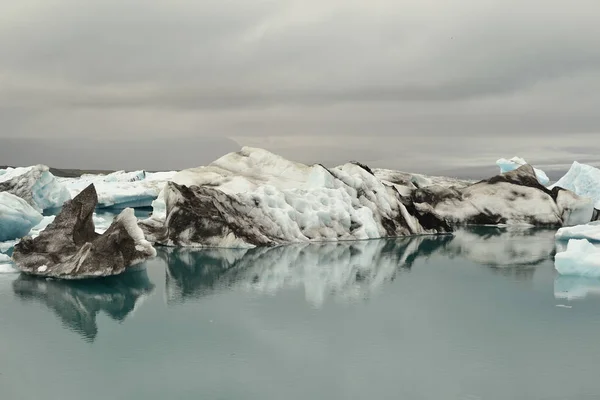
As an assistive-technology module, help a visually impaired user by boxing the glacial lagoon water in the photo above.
[2,228,600,400]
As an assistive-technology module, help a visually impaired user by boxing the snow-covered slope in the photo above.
[141,147,451,247]
[0,165,70,211]
[551,161,600,209]
[496,157,549,185]
[0,192,43,242]
[60,170,176,209]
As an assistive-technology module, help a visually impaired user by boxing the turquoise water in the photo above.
[2,228,600,399]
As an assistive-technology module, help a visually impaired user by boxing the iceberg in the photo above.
[411,164,592,227]
[60,170,176,209]
[551,161,600,209]
[0,192,44,242]
[556,221,600,242]
[0,165,70,211]
[141,147,452,247]
[141,147,592,248]
[555,239,600,277]
[12,185,156,279]
[496,156,549,185]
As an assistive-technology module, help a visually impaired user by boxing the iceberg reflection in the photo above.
[12,269,155,341]
[163,227,558,306]
[554,275,600,301]
[161,235,453,307]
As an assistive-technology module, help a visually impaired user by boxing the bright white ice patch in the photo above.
[551,161,600,209]
[0,192,44,241]
[496,157,549,185]
[556,221,600,242]
[555,239,600,277]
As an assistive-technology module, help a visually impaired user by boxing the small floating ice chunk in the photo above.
[556,221,600,242]
[555,239,600,277]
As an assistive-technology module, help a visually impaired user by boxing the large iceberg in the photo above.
[551,161,600,209]
[555,239,600,277]
[0,165,70,211]
[496,156,550,185]
[60,170,176,209]
[141,147,453,247]
[0,192,43,242]
[141,147,592,248]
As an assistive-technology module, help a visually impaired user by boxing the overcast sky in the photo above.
[1,0,599,174]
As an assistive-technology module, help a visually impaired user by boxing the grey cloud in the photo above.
[1,0,599,170]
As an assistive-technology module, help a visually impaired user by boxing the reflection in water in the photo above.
[12,269,155,341]
[9,227,559,338]
[161,235,453,307]
[163,227,558,306]
[554,275,600,301]
[449,227,557,280]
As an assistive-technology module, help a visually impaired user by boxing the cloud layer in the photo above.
[1,0,599,170]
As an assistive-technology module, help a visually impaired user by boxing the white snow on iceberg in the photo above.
[555,239,600,277]
[497,156,549,185]
[0,165,70,211]
[551,161,600,209]
[556,221,600,242]
[142,147,452,247]
[0,192,43,242]
[60,170,176,209]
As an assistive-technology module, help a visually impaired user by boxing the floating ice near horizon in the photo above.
[555,239,600,277]
[0,192,44,242]
[551,161,600,210]
[0,165,70,211]
[60,170,176,209]
[556,221,600,242]
[496,156,550,185]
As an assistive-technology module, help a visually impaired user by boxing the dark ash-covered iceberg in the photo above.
[12,184,156,279]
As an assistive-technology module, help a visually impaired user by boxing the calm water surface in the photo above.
[1,228,600,400]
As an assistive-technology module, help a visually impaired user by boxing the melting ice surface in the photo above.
[2,227,600,400]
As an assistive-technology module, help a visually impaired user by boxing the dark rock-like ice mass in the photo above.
[12,185,156,279]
